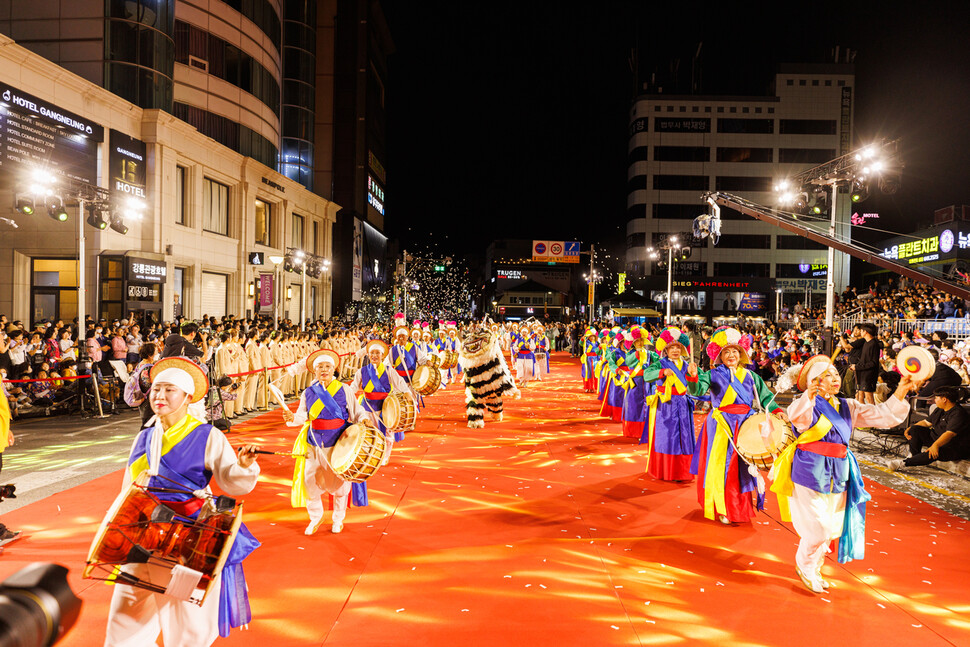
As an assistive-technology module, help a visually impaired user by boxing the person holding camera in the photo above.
[0,385,18,542]
[888,385,970,470]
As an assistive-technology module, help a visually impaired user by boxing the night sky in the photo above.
[381,1,970,268]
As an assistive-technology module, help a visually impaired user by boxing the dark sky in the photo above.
[380,1,970,264]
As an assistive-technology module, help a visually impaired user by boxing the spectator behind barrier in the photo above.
[890,385,970,470]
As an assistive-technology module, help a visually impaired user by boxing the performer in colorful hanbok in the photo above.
[513,324,537,386]
[599,329,628,422]
[434,325,457,384]
[581,327,599,393]
[349,340,411,442]
[447,322,463,382]
[389,324,427,407]
[282,349,370,535]
[620,328,655,438]
[686,327,789,524]
[642,327,695,481]
[595,329,612,401]
[104,357,261,646]
[534,324,550,380]
[770,358,917,593]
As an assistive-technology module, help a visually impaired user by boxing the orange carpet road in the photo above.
[1,353,968,646]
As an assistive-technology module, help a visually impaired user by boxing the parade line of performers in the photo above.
[86,317,925,645]
[583,324,921,595]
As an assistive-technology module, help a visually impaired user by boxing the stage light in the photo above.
[46,195,68,222]
[15,194,35,215]
[109,215,128,234]
[851,181,870,203]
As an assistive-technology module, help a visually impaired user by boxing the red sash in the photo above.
[165,498,204,517]
[311,418,345,431]
[364,392,388,401]
[798,440,848,458]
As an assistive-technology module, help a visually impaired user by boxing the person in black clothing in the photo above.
[160,322,206,360]
[839,325,865,398]
[916,347,963,398]
[852,323,881,404]
[889,385,970,469]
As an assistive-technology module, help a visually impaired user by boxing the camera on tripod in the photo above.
[0,485,15,502]
[0,563,82,647]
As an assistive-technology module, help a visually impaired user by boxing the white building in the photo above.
[625,63,855,316]
[0,34,339,326]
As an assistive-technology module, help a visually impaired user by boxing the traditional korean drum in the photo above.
[439,350,459,370]
[330,422,391,482]
[382,391,417,432]
[735,413,795,471]
[412,364,442,396]
[84,474,242,605]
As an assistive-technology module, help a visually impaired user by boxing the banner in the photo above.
[259,274,274,308]
[588,282,594,306]
[618,273,626,294]
[532,240,580,263]
[352,217,363,300]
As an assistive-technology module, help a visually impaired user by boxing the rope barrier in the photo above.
[2,374,93,384]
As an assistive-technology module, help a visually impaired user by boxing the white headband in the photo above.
[151,367,196,397]
[313,354,336,368]
[807,362,835,384]
[367,341,385,354]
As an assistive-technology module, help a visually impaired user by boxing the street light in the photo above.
[649,235,686,324]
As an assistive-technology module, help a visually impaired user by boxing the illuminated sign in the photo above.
[940,229,955,254]
[674,280,752,289]
[532,240,580,264]
[881,235,940,264]
[367,175,385,215]
[618,273,627,294]
[128,258,167,283]
[497,270,525,280]
[850,212,879,225]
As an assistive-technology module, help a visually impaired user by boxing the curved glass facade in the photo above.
[174,20,281,115]
[174,102,278,170]
[218,0,282,54]
[280,0,316,190]
[104,0,176,110]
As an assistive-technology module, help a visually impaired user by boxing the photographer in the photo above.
[160,321,206,360]
[0,381,18,542]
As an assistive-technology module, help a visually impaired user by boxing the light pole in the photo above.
[648,235,680,324]
[775,288,783,320]
[587,244,596,325]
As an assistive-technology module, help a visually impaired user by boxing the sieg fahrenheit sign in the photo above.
[109,130,147,199]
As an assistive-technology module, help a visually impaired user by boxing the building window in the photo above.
[825,80,832,86]
[717,118,774,134]
[666,106,674,112]
[628,175,647,192]
[715,234,771,249]
[202,177,229,235]
[714,262,770,277]
[716,106,724,113]
[776,236,827,250]
[779,119,838,135]
[679,106,686,112]
[754,107,762,114]
[255,199,272,246]
[653,105,661,112]
[652,204,705,220]
[768,107,775,114]
[742,107,750,113]
[799,79,807,86]
[653,146,710,162]
[292,213,304,249]
[838,80,846,86]
[175,165,187,225]
[704,106,711,113]
[729,106,737,113]
[812,79,819,86]
[626,232,647,249]
[691,106,699,113]
[653,175,709,191]
[628,146,649,164]
[786,79,794,86]
[716,147,773,163]
[778,148,837,164]
[715,176,773,192]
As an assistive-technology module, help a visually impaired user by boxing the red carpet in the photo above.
[1,352,968,646]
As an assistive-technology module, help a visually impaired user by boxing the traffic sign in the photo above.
[532,240,580,264]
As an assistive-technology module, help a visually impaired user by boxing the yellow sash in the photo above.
[290,422,311,508]
[769,397,838,521]
[702,367,746,520]
[128,415,204,482]
[645,359,687,407]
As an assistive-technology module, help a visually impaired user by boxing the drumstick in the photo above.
[250,449,309,458]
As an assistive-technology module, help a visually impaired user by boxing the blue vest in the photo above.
[129,420,212,503]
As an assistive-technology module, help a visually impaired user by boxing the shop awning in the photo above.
[611,308,662,317]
